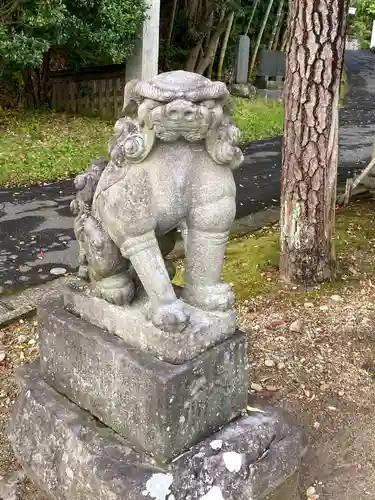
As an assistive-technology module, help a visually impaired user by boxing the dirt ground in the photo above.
[239,279,375,500]
[2,235,375,499]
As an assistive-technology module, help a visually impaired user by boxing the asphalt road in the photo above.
[1,49,375,290]
[234,49,375,218]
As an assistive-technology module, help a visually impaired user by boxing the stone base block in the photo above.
[256,88,283,101]
[9,365,159,500]
[38,301,248,461]
[63,284,237,364]
[9,366,307,500]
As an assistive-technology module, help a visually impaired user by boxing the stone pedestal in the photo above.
[63,284,237,364]
[10,364,307,500]
[38,300,248,461]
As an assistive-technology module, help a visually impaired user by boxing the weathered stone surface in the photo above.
[228,83,257,98]
[170,405,307,499]
[0,469,26,500]
[0,303,36,328]
[9,367,306,500]
[9,365,162,500]
[235,35,251,84]
[258,49,285,79]
[64,284,237,364]
[38,301,248,461]
[71,71,243,334]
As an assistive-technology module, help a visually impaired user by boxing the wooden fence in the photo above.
[49,64,126,119]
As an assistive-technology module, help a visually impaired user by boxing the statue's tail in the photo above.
[71,157,109,214]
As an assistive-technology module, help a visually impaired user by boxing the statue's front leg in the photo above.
[121,231,189,332]
[182,196,236,312]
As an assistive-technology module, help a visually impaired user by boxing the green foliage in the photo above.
[0,0,147,75]
[351,0,375,48]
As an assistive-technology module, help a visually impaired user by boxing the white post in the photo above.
[371,20,375,49]
[126,0,161,81]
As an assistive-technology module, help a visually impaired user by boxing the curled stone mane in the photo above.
[115,70,243,169]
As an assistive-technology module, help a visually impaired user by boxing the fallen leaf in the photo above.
[246,406,266,413]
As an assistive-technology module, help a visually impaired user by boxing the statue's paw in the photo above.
[151,300,189,333]
[96,273,135,306]
[182,283,235,312]
[101,284,135,306]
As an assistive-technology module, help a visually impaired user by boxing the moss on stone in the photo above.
[174,201,375,302]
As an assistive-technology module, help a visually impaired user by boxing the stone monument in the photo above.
[255,49,285,100]
[235,35,251,85]
[9,71,306,499]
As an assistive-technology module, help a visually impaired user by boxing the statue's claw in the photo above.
[151,299,189,333]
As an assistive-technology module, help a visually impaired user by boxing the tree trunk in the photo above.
[41,50,51,105]
[245,0,260,36]
[185,41,203,71]
[272,9,285,50]
[165,0,178,54]
[268,0,284,49]
[186,0,199,22]
[248,0,276,79]
[204,11,214,52]
[280,0,292,51]
[217,11,235,80]
[280,0,350,284]
[193,13,232,74]
[280,23,288,51]
[208,6,226,78]
[23,68,36,108]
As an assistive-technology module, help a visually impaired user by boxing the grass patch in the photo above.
[0,102,285,188]
[0,70,350,189]
[0,110,112,188]
[233,67,349,145]
[340,65,349,102]
[174,201,375,303]
[233,97,284,144]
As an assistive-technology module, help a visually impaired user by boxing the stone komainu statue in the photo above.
[71,70,244,332]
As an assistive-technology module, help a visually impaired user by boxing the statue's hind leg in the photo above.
[82,216,135,305]
[182,195,236,311]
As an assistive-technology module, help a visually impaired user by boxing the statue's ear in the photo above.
[122,79,141,115]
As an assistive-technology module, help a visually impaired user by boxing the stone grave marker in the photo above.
[256,49,285,99]
[235,34,251,84]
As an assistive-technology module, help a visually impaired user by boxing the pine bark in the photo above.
[280,0,350,284]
